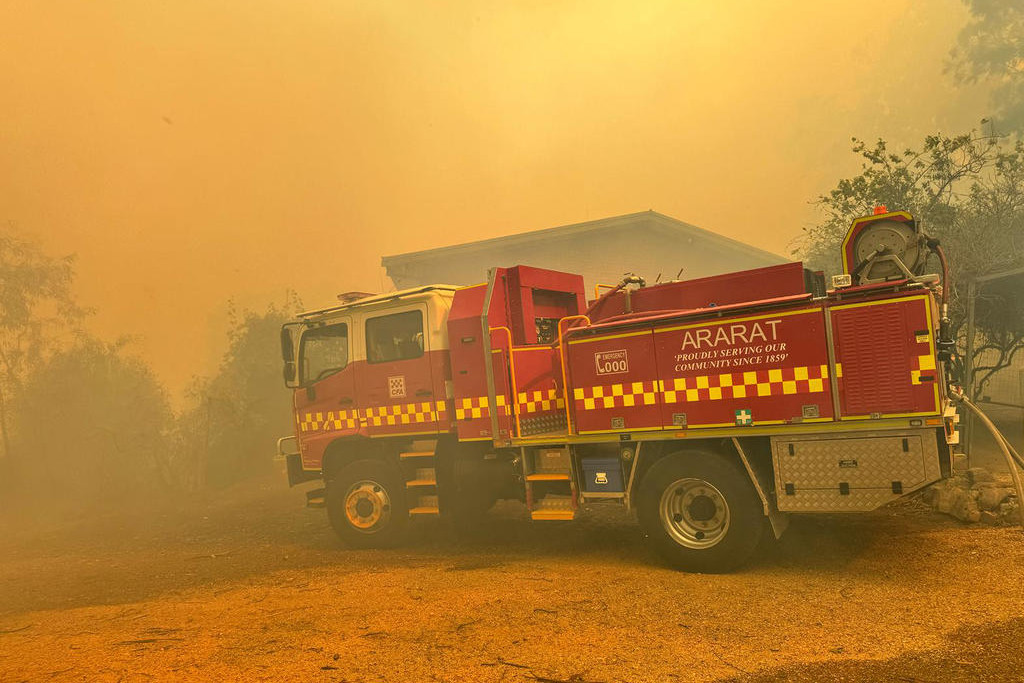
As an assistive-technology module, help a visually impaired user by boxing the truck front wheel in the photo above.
[326,459,408,548]
[637,451,764,573]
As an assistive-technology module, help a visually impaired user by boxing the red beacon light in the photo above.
[873,205,888,215]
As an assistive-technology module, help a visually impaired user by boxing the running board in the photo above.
[400,451,436,459]
[531,510,575,521]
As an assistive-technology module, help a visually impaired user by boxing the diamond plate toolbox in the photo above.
[772,430,942,512]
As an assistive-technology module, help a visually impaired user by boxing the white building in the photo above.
[382,211,787,295]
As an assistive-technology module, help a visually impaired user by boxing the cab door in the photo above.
[355,304,441,436]
[294,316,357,470]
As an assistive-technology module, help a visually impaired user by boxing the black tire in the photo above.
[326,459,408,548]
[637,450,764,573]
[443,456,501,536]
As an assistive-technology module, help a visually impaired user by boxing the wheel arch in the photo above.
[630,436,785,538]
[322,436,390,482]
[631,438,745,496]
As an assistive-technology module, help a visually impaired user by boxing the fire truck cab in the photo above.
[283,286,458,459]
[280,210,960,573]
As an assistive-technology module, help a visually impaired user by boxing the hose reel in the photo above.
[843,210,930,285]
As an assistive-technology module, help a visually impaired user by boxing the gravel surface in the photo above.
[1,469,1022,682]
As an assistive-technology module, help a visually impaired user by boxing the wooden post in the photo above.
[963,278,977,466]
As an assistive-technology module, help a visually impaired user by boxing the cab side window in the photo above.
[300,322,349,383]
[366,310,424,363]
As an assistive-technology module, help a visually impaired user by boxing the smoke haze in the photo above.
[0,0,993,396]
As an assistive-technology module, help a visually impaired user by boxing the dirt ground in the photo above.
[2,459,1023,683]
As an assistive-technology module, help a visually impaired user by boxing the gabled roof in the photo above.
[381,210,785,268]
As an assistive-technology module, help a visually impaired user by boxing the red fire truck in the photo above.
[279,209,960,572]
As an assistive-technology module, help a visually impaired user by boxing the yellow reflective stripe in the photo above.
[575,366,831,410]
[300,409,360,432]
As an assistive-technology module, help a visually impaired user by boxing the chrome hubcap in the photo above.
[344,480,391,532]
[659,478,730,549]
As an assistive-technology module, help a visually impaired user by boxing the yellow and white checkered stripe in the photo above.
[911,354,936,385]
[362,401,447,427]
[573,365,834,412]
[455,395,509,420]
[456,391,567,420]
[517,388,566,414]
[662,365,831,404]
[573,381,660,410]
[300,401,449,432]
[300,409,359,433]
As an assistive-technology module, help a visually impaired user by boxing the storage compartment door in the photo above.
[772,432,942,512]
[830,296,941,419]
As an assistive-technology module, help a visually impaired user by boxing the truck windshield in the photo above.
[300,322,349,383]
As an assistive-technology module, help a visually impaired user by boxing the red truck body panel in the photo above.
[291,259,945,470]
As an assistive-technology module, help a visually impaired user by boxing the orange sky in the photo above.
[0,0,992,399]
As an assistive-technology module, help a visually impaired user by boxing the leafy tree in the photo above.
[10,336,174,506]
[795,133,1024,397]
[948,0,1024,134]
[176,294,302,489]
[797,134,997,274]
[0,230,83,472]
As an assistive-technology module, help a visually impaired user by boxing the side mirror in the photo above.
[280,324,301,388]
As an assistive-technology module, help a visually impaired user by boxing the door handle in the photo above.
[415,389,433,397]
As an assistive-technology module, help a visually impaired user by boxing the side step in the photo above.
[403,439,440,516]
[399,450,435,459]
[410,494,440,516]
[526,473,570,481]
[530,494,575,521]
[531,510,575,520]
[525,446,578,521]
[406,467,437,488]
[306,487,326,508]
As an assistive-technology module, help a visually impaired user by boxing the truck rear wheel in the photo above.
[637,450,764,573]
[444,455,504,531]
[326,459,408,548]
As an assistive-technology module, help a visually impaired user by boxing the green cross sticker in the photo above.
[735,409,752,426]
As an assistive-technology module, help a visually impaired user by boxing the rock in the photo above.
[980,510,1001,526]
[932,483,982,523]
[999,500,1021,524]
[952,492,981,523]
[975,483,1013,511]
[921,486,936,506]
[929,481,960,515]
[966,467,995,485]
[927,472,1019,525]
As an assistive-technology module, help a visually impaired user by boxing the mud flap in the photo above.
[286,453,321,487]
[732,438,789,539]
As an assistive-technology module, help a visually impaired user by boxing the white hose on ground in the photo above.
[958,395,1024,531]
